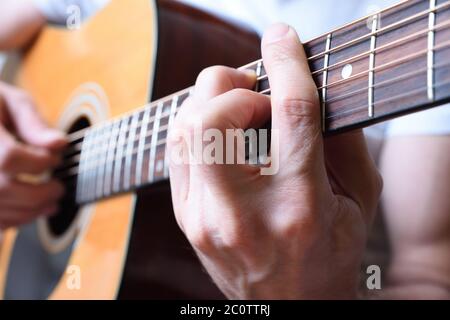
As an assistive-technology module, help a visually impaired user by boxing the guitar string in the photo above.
[57,73,450,181]
[65,32,450,153]
[61,75,450,187]
[60,39,450,165]
[264,38,450,92]
[311,19,450,76]
[62,29,450,159]
[308,0,449,61]
[64,1,450,144]
[326,83,446,120]
[242,0,450,69]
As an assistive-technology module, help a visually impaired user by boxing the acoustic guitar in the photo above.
[0,0,449,299]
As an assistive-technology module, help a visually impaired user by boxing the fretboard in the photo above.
[64,0,450,204]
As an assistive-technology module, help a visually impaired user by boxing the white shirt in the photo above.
[32,0,109,23]
[31,0,450,139]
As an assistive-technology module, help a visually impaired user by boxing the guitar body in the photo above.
[0,0,260,299]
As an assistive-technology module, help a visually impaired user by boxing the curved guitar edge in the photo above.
[0,0,158,300]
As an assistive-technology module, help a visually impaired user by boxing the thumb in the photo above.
[1,85,66,149]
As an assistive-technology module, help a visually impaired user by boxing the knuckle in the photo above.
[274,212,317,240]
[228,88,251,98]
[186,224,214,253]
[275,96,319,122]
[219,231,246,251]
[371,170,384,200]
[0,142,19,171]
[197,66,229,84]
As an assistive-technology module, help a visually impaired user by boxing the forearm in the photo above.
[378,135,450,300]
[0,0,45,51]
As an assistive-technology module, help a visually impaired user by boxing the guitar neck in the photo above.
[67,0,450,204]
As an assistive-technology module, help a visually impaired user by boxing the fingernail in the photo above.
[242,69,257,79]
[264,23,291,44]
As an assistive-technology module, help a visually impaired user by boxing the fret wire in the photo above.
[326,77,450,121]
[83,130,95,202]
[95,124,110,199]
[311,19,450,76]
[85,128,100,202]
[65,74,450,187]
[124,111,140,190]
[103,119,121,196]
[67,10,450,192]
[112,117,130,193]
[307,0,449,61]
[316,39,450,91]
[76,128,92,203]
[78,130,90,202]
[135,107,151,185]
[148,102,163,183]
[321,33,332,132]
[368,14,379,118]
[327,62,450,118]
[249,20,450,93]
[66,1,450,145]
[88,126,104,201]
[67,16,450,154]
[68,34,450,174]
[77,58,450,179]
[164,95,179,178]
[66,85,193,143]
[255,61,263,92]
[67,108,176,162]
[254,37,450,94]
[428,0,437,101]
[325,62,442,105]
[235,1,441,70]
[66,16,450,157]
[318,44,450,110]
[74,122,170,174]
[88,127,103,201]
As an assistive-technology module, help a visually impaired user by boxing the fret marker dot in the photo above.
[341,64,353,79]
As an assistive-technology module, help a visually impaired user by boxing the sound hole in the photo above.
[47,117,90,237]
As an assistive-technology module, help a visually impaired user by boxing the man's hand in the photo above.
[0,1,45,50]
[168,23,382,299]
[0,82,66,230]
